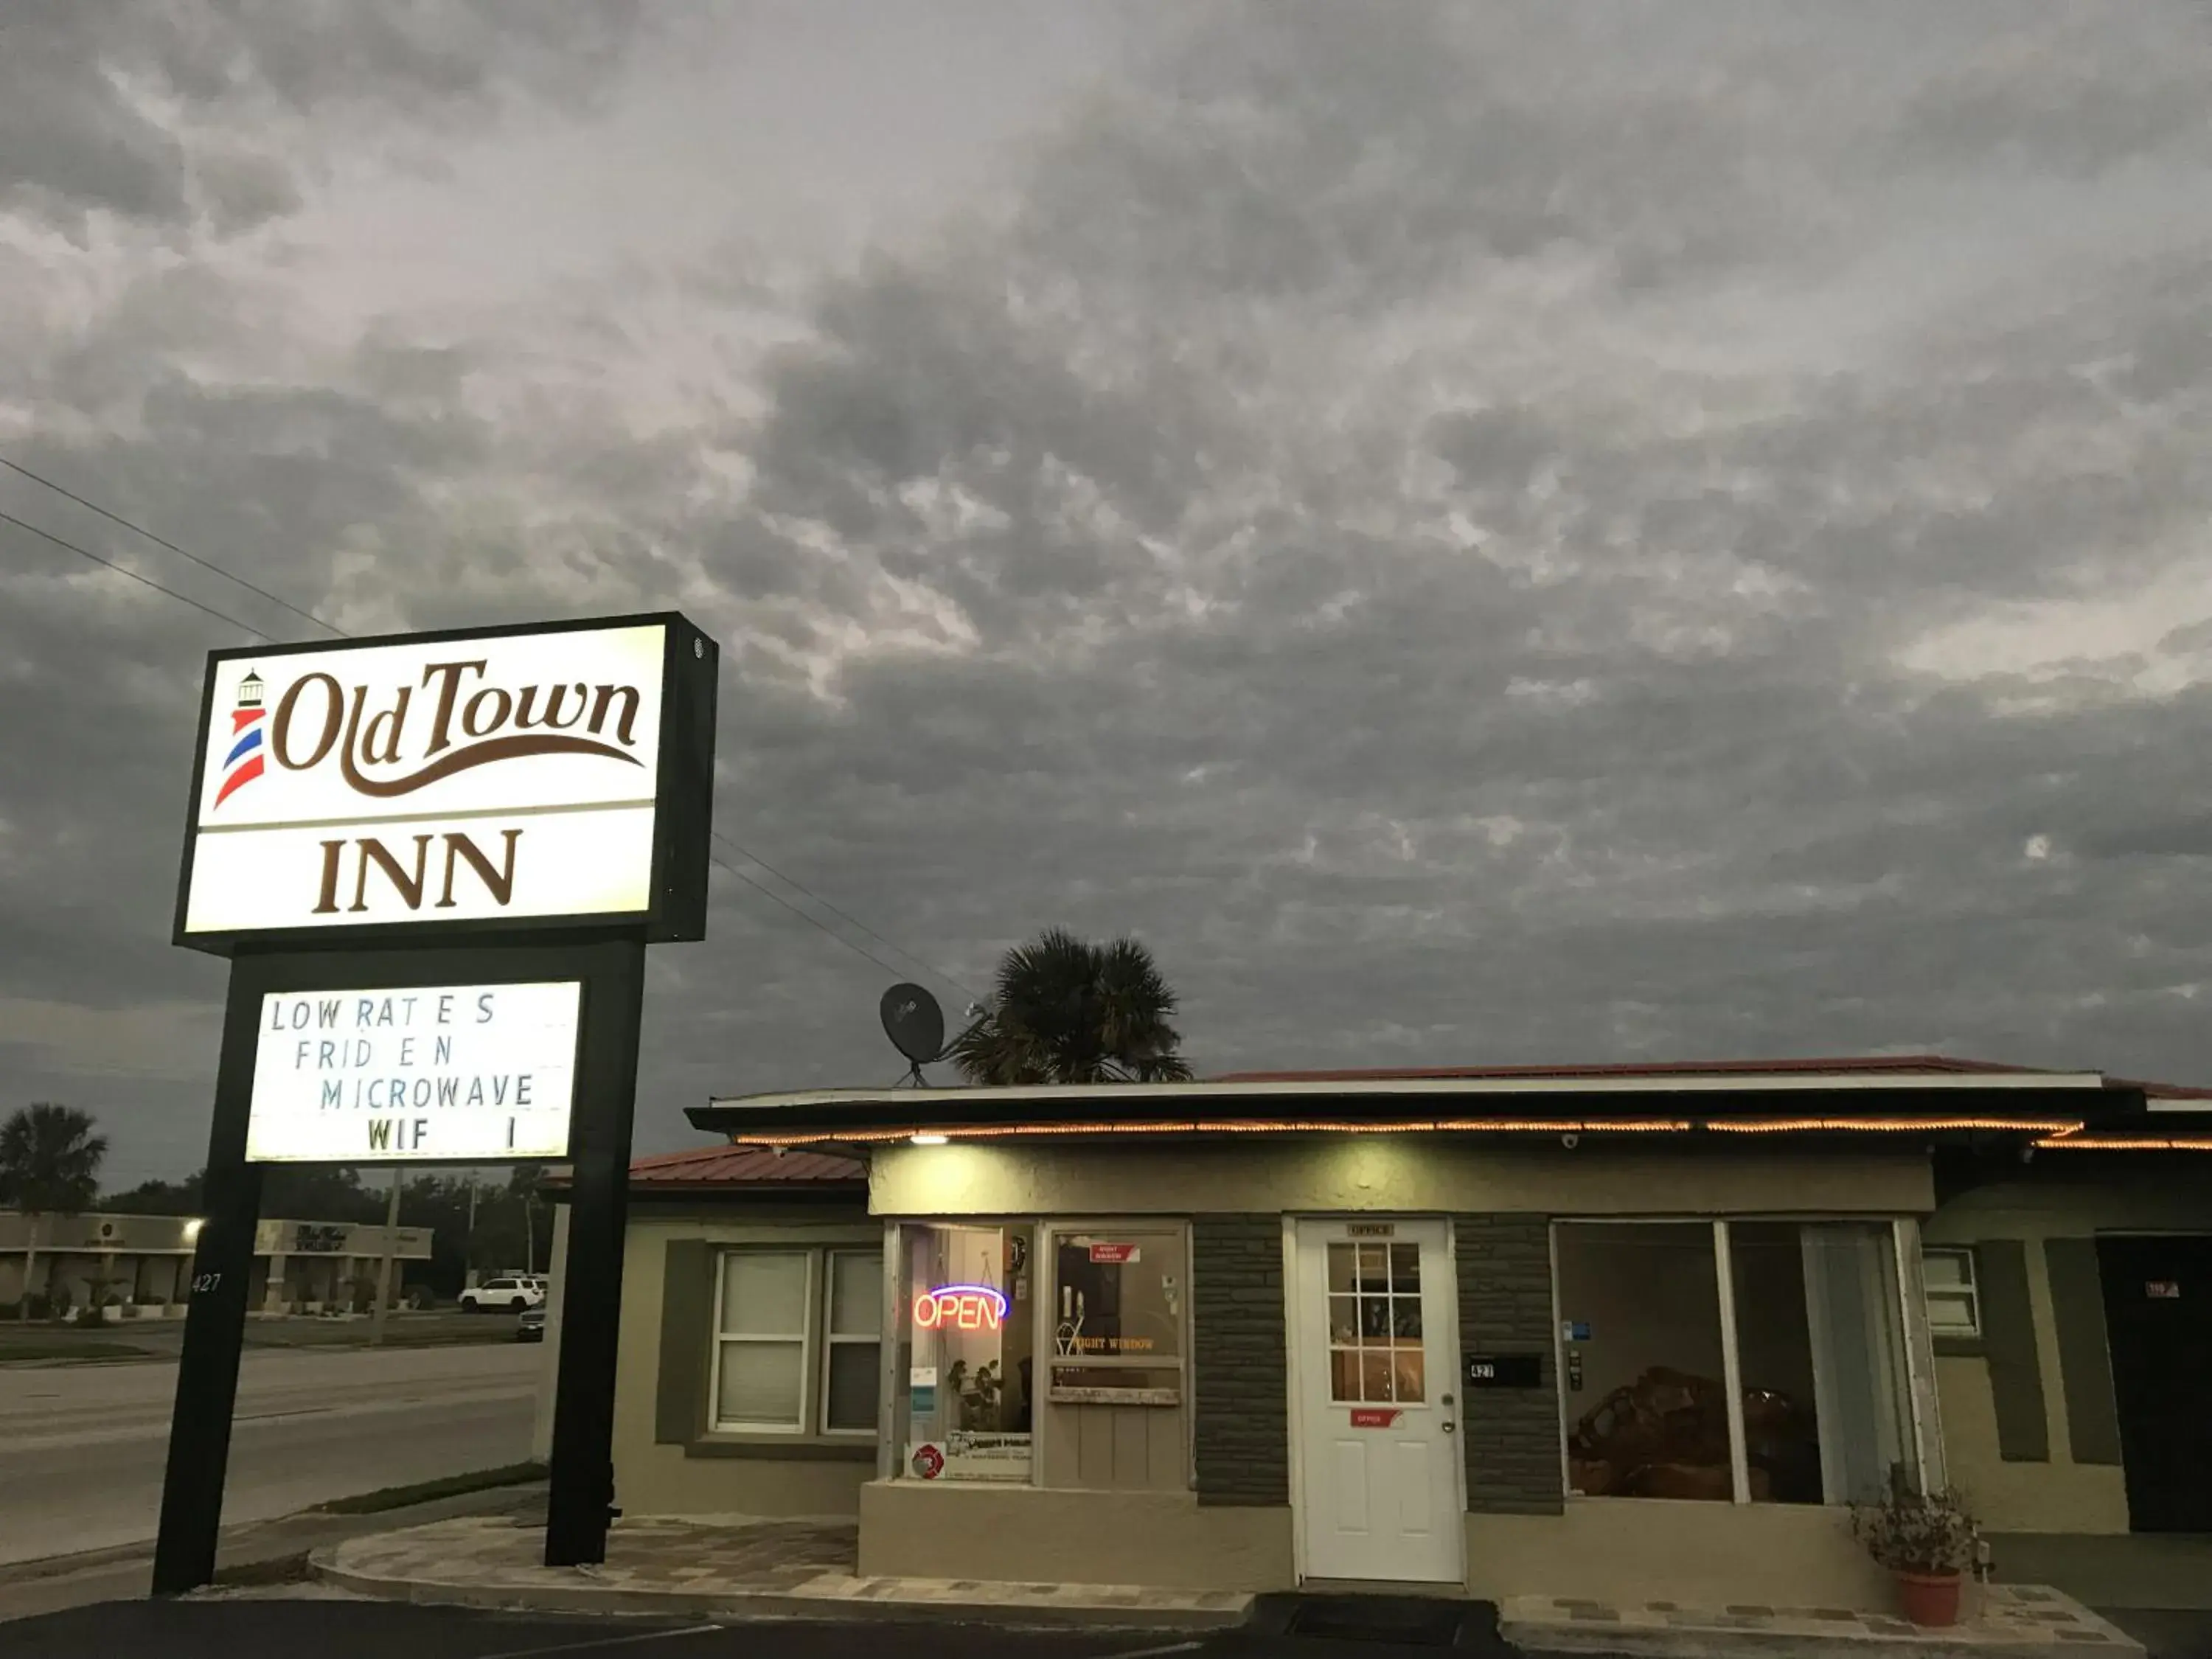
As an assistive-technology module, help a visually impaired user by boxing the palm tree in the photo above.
[0,1104,108,1321]
[949,929,1194,1085]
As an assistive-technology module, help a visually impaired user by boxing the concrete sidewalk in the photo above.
[313,1513,1253,1631]
[0,1481,547,1624]
[1502,1585,2143,1659]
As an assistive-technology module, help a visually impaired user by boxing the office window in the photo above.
[1921,1247,1980,1339]
[1557,1222,1731,1500]
[710,1247,883,1436]
[896,1222,1037,1481]
[1556,1220,1921,1506]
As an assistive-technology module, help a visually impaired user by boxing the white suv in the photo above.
[459,1276,545,1313]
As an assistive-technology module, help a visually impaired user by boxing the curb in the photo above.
[308,1548,1253,1632]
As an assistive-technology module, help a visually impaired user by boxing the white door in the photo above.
[1293,1218,1464,1584]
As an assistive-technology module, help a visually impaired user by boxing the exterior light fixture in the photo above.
[910,1133,949,1146]
[183,1218,205,1242]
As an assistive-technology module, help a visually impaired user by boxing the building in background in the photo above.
[0,1211,432,1318]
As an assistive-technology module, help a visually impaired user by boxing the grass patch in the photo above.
[212,1552,314,1587]
[316,1461,547,1515]
[0,1338,148,1363]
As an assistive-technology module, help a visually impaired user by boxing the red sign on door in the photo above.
[1088,1243,1139,1264]
[1349,1408,1401,1428]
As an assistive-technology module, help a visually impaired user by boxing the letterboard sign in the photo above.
[1465,1352,1545,1388]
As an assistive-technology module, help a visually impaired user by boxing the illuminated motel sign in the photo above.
[175,615,715,946]
[913,1284,1009,1331]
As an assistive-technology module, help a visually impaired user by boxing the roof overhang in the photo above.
[690,1071,2132,1151]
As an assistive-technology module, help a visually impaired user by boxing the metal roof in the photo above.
[627,1145,863,1186]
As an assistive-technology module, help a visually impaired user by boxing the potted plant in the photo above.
[1851,1468,1978,1627]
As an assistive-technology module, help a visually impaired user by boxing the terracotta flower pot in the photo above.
[1896,1571,1963,1628]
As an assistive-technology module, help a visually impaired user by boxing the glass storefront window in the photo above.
[1557,1219,1919,1506]
[895,1222,1035,1481]
[1557,1222,1732,1500]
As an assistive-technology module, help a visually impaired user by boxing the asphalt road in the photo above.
[0,1602,1501,1659]
[0,1343,540,1565]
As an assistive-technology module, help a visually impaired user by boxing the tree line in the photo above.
[1,1101,552,1306]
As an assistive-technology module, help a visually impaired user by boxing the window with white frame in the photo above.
[1554,1219,1919,1507]
[711,1248,883,1436]
[1921,1247,1980,1339]
[822,1248,884,1434]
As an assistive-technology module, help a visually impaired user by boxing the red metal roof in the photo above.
[626,1145,864,1186]
[1209,1055,2053,1084]
[2112,1077,2212,1103]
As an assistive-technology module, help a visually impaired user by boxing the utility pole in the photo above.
[465,1175,479,1288]
[368,1169,400,1346]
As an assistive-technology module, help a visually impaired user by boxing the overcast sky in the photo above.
[7,2,2212,1187]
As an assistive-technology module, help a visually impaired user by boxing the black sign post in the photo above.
[150,967,266,1596]
[150,613,716,1594]
[543,933,645,1563]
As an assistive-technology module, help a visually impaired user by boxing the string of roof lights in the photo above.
[728,1113,2103,1148]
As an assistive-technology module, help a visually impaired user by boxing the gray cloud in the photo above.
[0,0,647,234]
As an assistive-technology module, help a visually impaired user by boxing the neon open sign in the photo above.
[913,1284,1008,1331]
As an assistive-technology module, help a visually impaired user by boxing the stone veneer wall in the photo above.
[1192,1214,1290,1506]
[1455,1214,1564,1514]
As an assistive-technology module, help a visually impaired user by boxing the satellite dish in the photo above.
[881,983,946,1071]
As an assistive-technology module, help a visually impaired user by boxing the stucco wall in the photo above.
[1919,1170,2212,1536]
[1469,1499,1894,1608]
[871,1141,1933,1220]
[612,1205,881,1520]
[855,1482,1893,1604]
[859,1479,1295,1589]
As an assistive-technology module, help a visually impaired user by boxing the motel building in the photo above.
[543,1057,2212,1609]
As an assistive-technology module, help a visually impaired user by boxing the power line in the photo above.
[0,454,348,637]
[1,459,976,1006]
[708,849,922,985]
[711,829,981,1002]
[0,509,270,641]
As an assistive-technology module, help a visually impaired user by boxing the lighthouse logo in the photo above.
[212,671,266,810]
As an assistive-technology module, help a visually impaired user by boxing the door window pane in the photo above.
[1557,1222,1731,1500]
[1390,1243,1421,1289]
[1394,1349,1427,1402]
[1331,1348,1360,1402]
[717,1340,804,1427]
[1361,1349,1393,1401]
[1326,1239,1425,1404]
